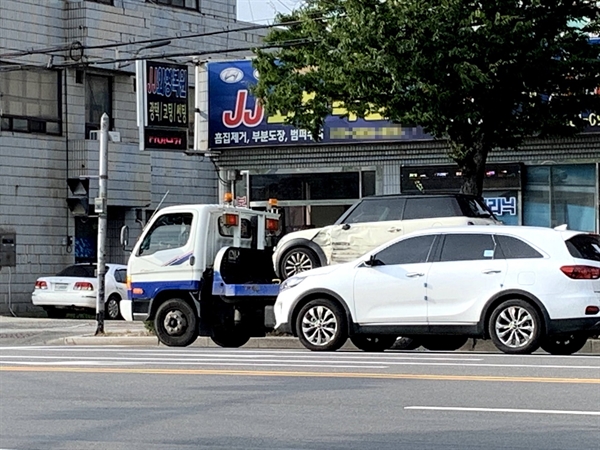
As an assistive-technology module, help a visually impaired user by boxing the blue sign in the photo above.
[208,60,433,149]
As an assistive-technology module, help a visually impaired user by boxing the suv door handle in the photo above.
[482,269,502,274]
[406,272,424,278]
[388,227,402,233]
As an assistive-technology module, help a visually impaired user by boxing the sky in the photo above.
[237,0,305,24]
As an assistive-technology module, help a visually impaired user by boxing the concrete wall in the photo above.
[0,0,262,315]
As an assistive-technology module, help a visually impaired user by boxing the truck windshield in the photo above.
[138,213,193,256]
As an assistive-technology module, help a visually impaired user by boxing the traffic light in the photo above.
[66,178,90,216]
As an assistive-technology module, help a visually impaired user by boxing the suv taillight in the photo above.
[35,280,48,290]
[74,281,94,291]
[560,265,600,279]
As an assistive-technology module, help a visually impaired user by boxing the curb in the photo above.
[50,335,600,354]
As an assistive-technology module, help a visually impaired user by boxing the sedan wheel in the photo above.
[541,334,588,355]
[489,299,542,354]
[296,299,347,351]
[280,247,319,279]
[105,295,121,320]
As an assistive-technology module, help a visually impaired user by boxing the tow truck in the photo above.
[121,198,282,347]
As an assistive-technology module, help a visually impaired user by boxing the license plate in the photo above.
[54,284,68,291]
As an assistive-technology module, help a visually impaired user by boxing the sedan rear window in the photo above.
[566,235,600,262]
[56,265,96,278]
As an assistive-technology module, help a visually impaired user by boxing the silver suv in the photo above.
[273,193,501,279]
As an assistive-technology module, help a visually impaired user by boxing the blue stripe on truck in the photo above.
[129,279,202,300]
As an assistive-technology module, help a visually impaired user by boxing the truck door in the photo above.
[132,211,199,293]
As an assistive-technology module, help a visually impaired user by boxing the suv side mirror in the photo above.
[342,223,351,231]
[364,254,384,267]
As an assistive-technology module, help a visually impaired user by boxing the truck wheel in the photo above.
[280,247,320,279]
[155,299,198,347]
[350,335,396,352]
[296,298,347,351]
[211,327,251,348]
[489,299,542,354]
[540,334,588,355]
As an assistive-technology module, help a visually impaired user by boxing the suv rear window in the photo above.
[566,235,600,262]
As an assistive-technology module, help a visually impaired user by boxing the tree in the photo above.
[252,0,600,195]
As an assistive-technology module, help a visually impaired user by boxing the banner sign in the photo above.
[137,60,189,151]
[208,60,433,149]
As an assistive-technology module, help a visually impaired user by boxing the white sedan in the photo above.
[274,225,600,355]
[32,263,128,320]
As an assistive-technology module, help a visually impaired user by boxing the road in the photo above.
[1,346,599,450]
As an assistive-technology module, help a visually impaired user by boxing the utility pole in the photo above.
[95,113,109,335]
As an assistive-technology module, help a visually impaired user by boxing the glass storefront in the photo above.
[248,170,376,234]
[523,164,598,232]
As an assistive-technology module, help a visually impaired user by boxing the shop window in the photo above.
[88,0,113,4]
[85,74,113,138]
[0,69,62,135]
[524,164,596,232]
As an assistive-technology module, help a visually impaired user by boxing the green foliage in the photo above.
[253,0,600,194]
[143,320,155,335]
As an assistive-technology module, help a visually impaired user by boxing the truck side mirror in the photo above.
[120,225,129,249]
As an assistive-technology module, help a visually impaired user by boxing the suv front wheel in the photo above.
[280,247,320,279]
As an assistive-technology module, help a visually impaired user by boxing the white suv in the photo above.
[274,225,600,355]
[272,194,500,279]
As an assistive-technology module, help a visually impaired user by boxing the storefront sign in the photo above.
[136,60,188,150]
[208,60,432,149]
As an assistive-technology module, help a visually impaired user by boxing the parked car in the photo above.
[274,225,600,355]
[272,193,501,279]
[32,263,127,320]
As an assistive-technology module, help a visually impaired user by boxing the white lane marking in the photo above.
[405,406,600,416]
[0,360,386,369]
[0,354,599,370]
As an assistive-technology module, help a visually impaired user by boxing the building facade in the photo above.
[0,0,263,314]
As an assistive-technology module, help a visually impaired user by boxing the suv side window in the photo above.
[374,235,437,265]
[342,198,406,223]
[138,213,193,256]
[439,234,498,261]
[495,235,543,259]
[403,197,461,219]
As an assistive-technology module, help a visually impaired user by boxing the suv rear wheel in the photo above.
[489,299,542,354]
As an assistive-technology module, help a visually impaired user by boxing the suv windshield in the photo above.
[566,234,600,262]
[457,197,497,219]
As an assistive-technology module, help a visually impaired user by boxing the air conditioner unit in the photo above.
[108,131,121,142]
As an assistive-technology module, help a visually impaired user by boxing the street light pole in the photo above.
[95,113,109,335]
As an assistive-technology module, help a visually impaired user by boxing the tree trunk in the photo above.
[458,142,489,197]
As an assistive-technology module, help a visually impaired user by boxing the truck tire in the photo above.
[155,299,198,347]
[211,327,251,348]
